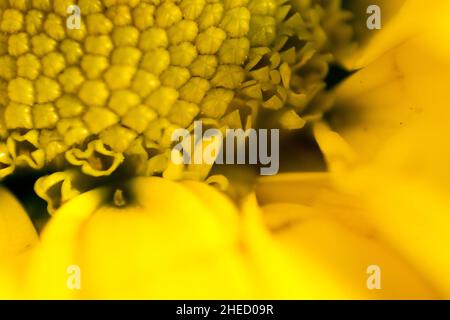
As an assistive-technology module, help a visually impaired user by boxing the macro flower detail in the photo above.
[3,0,449,302]
[0,0,351,211]
[25,177,313,299]
[0,186,37,299]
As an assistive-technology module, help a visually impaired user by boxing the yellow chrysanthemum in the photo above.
[0,0,351,212]
[0,0,353,213]
[257,0,450,299]
[1,0,449,301]
[0,186,37,299]
[24,175,436,299]
[23,177,355,299]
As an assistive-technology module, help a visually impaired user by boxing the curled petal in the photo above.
[145,152,169,177]
[163,150,185,181]
[277,109,306,130]
[34,170,86,215]
[313,121,357,175]
[65,140,124,177]
[0,143,15,179]
[7,130,45,170]
[205,175,230,192]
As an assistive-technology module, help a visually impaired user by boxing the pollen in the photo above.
[0,0,353,211]
[113,26,139,47]
[139,27,168,50]
[81,55,109,79]
[31,33,57,57]
[43,14,66,40]
[84,35,113,56]
[25,10,44,35]
[130,70,160,98]
[32,103,59,129]
[41,52,66,77]
[58,67,84,93]
[8,78,34,105]
[0,56,17,80]
[56,95,85,118]
[86,13,113,34]
[16,54,41,80]
[35,76,61,103]
[1,9,24,33]
[8,33,29,56]
[59,39,83,64]
[111,46,142,66]
[108,89,140,115]
[78,80,109,106]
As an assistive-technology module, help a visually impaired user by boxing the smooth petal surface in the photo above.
[257,173,371,235]
[327,32,450,164]
[257,173,438,299]
[0,187,38,298]
[344,0,450,69]
[27,178,252,299]
[315,77,450,297]
[240,194,352,299]
[342,119,450,297]
[0,187,37,258]
[343,0,405,69]
[29,177,344,299]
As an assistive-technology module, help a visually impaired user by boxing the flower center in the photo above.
[0,0,352,212]
[113,188,127,207]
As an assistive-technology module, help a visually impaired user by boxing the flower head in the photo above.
[0,0,350,181]
[2,0,449,301]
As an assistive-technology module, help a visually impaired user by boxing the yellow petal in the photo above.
[342,118,450,297]
[257,172,342,206]
[354,173,450,297]
[256,173,438,298]
[182,180,239,237]
[343,0,404,69]
[327,33,450,165]
[0,187,37,298]
[240,194,351,299]
[345,0,450,69]
[0,187,37,258]
[261,202,438,299]
[315,94,450,297]
[26,186,106,299]
[315,1,450,297]
[27,178,256,299]
[313,122,357,175]
[257,172,373,236]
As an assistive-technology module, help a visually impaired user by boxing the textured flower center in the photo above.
[0,0,352,211]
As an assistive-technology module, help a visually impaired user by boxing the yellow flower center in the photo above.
[0,0,352,212]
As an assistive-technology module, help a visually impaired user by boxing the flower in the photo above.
[24,177,347,299]
[28,175,429,299]
[1,0,450,300]
[0,187,37,298]
[256,173,439,299]
[257,0,450,298]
